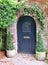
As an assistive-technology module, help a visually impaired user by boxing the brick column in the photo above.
[8,18,18,53]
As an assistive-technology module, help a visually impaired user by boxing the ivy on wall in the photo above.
[0,0,17,28]
[0,0,45,30]
[17,1,45,31]
[0,0,45,51]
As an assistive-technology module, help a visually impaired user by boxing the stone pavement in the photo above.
[0,54,48,65]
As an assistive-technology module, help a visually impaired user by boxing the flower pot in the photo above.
[6,50,16,58]
[36,51,46,60]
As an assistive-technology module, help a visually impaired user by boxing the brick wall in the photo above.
[9,0,48,53]
[28,0,46,3]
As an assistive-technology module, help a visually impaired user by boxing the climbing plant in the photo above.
[0,0,16,50]
[16,0,45,31]
[0,0,17,28]
[15,0,46,52]
[0,0,45,29]
[0,0,45,51]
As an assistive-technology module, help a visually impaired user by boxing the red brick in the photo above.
[44,8,48,16]
[28,0,46,3]
[0,51,5,58]
[28,0,38,2]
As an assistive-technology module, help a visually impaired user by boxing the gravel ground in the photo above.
[0,54,48,65]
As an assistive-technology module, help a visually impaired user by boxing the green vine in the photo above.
[0,0,45,51]
[0,0,16,28]
[14,0,45,31]
[15,0,46,52]
[36,30,46,52]
[0,0,45,30]
[16,1,45,52]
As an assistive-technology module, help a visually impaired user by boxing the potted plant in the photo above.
[6,32,16,58]
[36,30,46,60]
[44,32,48,60]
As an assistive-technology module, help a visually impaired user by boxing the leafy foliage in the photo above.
[6,32,14,50]
[21,4,45,30]
[0,29,2,51]
[36,30,46,52]
[19,0,46,52]
[0,0,45,51]
[16,0,45,31]
[0,0,16,28]
[0,0,45,30]
[0,42,2,51]
[2,29,7,51]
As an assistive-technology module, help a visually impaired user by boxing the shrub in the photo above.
[0,0,16,28]
[36,30,46,52]
[6,32,14,50]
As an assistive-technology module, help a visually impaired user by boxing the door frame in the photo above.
[17,15,36,54]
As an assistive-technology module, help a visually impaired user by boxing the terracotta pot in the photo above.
[36,51,46,60]
[6,50,16,58]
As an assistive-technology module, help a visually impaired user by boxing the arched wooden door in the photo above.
[17,16,36,54]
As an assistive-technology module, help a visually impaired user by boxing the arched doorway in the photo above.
[17,16,36,54]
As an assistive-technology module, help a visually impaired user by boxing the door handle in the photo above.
[23,36,30,39]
